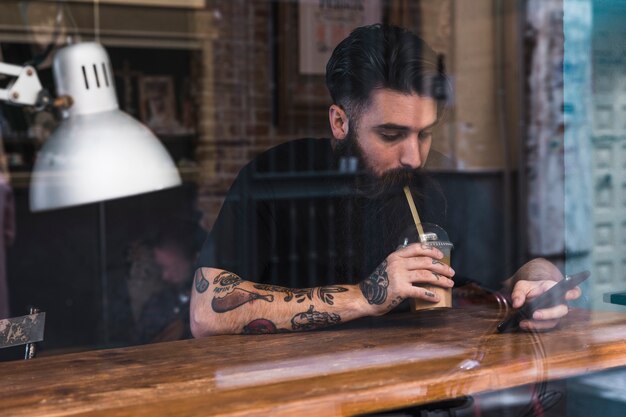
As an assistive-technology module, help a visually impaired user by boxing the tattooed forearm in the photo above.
[360,260,389,305]
[213,271,243,294]
[195,269,210,293]
[243,306,342,334]
[316,286,348,305]
[253,284,313,303]
[252,284,348,305]
[291,305,341,331]
[212,288,274,313]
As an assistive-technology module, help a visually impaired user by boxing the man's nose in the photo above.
[399,138,422,169]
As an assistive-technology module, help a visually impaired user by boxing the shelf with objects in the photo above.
[0,0,214,357]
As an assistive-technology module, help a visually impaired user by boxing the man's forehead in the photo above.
[362,89,438,127]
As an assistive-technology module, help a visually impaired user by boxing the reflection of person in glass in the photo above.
[136,225,200,343]
[190,24,580,336]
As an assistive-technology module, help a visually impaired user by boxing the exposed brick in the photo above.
[197,0,428,227]
[245,124,270,136]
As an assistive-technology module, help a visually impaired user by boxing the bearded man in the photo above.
[190,24,580,336]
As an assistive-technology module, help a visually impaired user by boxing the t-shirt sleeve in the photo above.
[196,163,274,281]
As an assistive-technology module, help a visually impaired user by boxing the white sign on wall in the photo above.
[298,0,382,75]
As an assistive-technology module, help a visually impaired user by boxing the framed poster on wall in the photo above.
[298,0,382,75]
[276,1,383,134]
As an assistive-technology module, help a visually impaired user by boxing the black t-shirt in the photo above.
[197,138,453,289]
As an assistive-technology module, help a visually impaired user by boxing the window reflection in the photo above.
[0,0,625,416]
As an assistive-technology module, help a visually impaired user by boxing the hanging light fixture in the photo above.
[28,42,181,211]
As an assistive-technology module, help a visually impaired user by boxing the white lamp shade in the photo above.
[29,42,182,211]
[30,109,182,211]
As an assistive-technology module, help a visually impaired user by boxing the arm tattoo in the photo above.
[386,295,404,311]
[253,284,348,305]
[243,319,277,334]
[316,286,348,305]
[359,260,389,305]
[213,271,243,294]
[253,284,312,303]
[212,288,274,313]
[195,269,210,293]
[291,305,341,331]
[242,319,288,334]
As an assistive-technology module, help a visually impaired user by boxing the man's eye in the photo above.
[380,132,403,142]
[418,131,433,140]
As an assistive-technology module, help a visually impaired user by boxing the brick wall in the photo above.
[196,0,274,230]
[196,0,333,231]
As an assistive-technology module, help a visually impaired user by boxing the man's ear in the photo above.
[329,104,349,140]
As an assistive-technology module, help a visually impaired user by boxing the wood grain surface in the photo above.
[2,306,626,417]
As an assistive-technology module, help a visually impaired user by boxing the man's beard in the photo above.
[334,128,432,200]
[333,129,442,279]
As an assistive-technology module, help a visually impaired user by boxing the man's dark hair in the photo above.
[326,24,447,123]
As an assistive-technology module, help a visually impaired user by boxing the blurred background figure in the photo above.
[132,220,204,344]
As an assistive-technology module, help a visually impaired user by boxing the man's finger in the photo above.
[511,280,533,308]
[401,257,454,277]
[407,286,440,302]
[511,280,557,308]
[407,270,455,288]
[519,319,560,331]
[525,280,557,299]
[532,304,569,321]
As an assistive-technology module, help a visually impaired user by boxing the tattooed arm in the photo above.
[189,268,362,336]
[190,243,454,336]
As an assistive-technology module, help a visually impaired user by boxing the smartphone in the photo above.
[497,270,590,333]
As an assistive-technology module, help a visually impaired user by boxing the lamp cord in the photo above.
[94,0,100,42]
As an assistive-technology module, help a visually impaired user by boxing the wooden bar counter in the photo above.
[2,306,626,416]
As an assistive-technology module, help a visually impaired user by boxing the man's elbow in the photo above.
[189,305,227,337]
[190,312,209,338]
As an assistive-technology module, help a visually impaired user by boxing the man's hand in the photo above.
[508,258,582,331]
[360,243,455,316]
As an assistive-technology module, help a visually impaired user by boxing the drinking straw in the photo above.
[403,186,426,242]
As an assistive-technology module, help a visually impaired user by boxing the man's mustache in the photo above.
[379,167,423,188]
[332,133,430,198]
[356,166,429,199]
